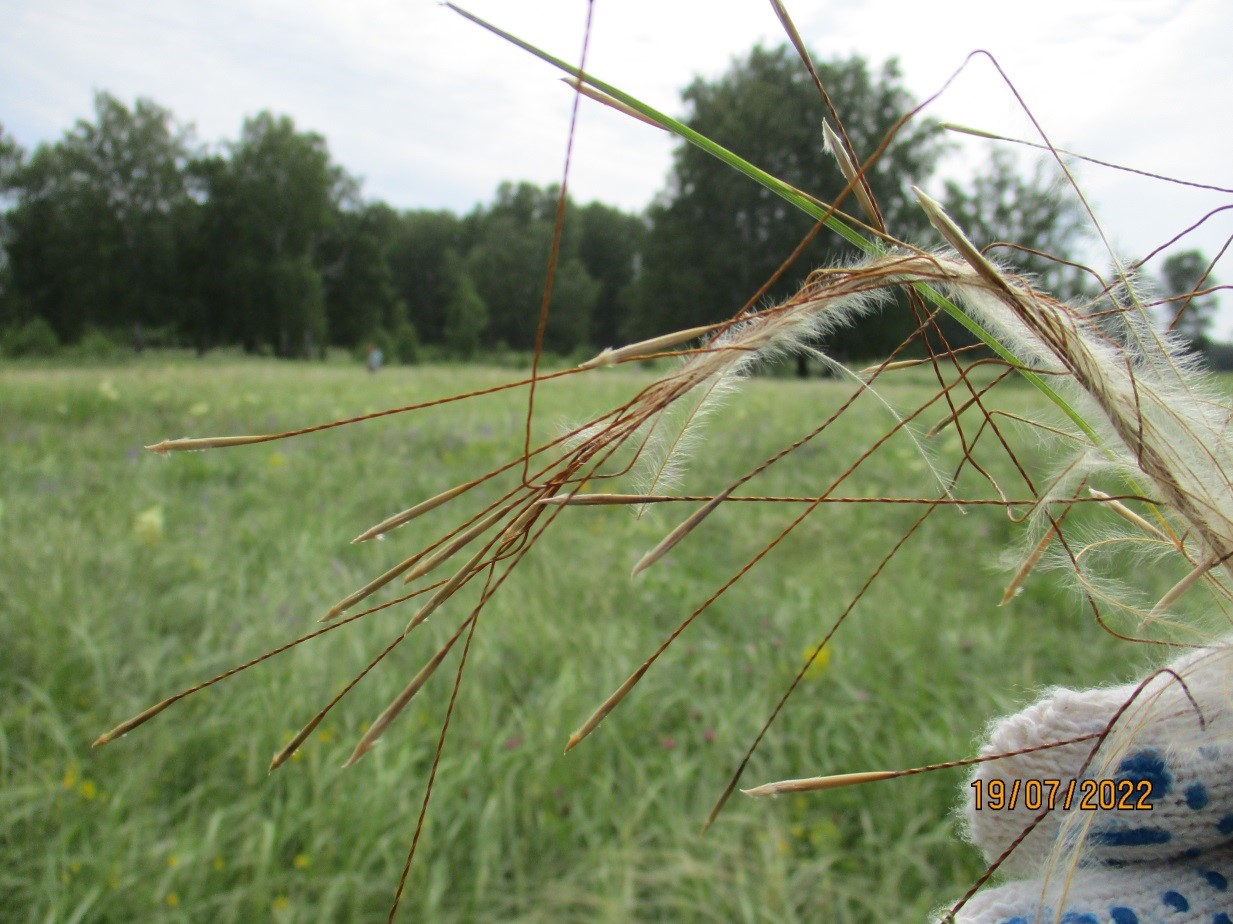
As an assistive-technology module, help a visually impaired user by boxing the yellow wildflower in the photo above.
[802,642,831,679]
[133,506,164,546]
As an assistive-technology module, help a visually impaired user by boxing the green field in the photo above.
[2,355,1142,922]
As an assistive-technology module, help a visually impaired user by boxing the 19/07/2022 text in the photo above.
[970,778,1155,812]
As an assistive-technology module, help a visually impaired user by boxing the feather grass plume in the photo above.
[917,190,1233,613]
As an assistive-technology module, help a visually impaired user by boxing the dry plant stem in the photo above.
[403,543,496,637]
[959,52,1124,292]
[916,295,1046,507]
[1137,209,1233,271]
[352,480,477,544]
[540,493,1148,508]
[322,552,439,623]
[1150,551,1231,617]
[1165,242,1231,334]
[709,396,1018,828]
[353,399,631,545]
[925,365,1016,438]
[1088,488,1172,544]
[333,409,635,618]
[821,119,880,227]
[858,344,988,378]
[630,486,738,576]
[941,122,1233,195]
[400,505,518,585]
[388,571,491,924]
[1001,524,1059,606]
[768,0,885,233]
[743,770,897,796]
[145,366,590,455]
[386,494,576,920]
[622,275,984,579]
[93,587,430,748]
[344,612,476,767]
[339,133,651,763]
[1000,489,1084,605]
[332,492,526,620]
[706,491,950,830]
[520,0,594,487]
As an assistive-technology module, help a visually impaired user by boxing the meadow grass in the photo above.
[1,355,1145,922]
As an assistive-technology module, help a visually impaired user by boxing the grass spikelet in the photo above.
[1088,487,1171,544]
[561,78,668,131]
[343,618,471,768]
[403,544,492,636]
[576,325,724,369]
[400,505,513,585]
[822,119,879,225]
[352,481,477,543]
[742,770,897,797]
[1000,524,1057,605]
[321,552,429,623]
[630,486,736,577]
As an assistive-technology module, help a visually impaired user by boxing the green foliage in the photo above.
[70,327,126,361]
[576,202,646,349]
[391,318,420,365]
[0,121,23,186]
[443,261,489,359]
[321,203,405,349]
[1159,248,1220,348]
[193,112,344,356]
[464,182,597,354]
[627,46,947,358]
[3,93,194,342]
[545,257,601,354]
[389,209,462,345]
[0,65,1106,364]
[2,315,60,356]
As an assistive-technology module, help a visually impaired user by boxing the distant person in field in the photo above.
[366,343,383,373]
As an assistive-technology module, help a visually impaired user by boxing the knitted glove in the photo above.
[947,643,1233,924]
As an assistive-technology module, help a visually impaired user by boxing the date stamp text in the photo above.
[970,778,1154,812]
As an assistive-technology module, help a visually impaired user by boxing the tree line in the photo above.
[0,45,1219,364]
[0,96,644,363]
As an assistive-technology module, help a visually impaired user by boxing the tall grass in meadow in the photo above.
[2,357,1143,921]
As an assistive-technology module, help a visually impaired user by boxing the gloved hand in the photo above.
[947,643,1233,924]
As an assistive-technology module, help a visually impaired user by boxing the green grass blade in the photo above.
[445,4,1098,444]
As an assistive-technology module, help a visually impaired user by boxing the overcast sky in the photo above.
[5,0,1232,335]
